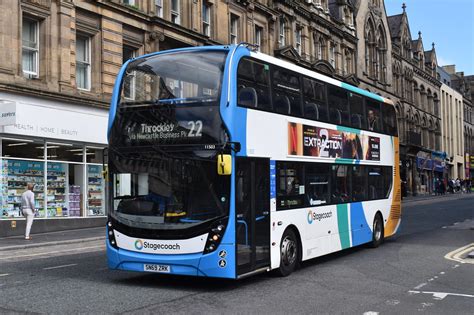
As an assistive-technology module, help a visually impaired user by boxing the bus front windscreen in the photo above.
[108,50,230,232]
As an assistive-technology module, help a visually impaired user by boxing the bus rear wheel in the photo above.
[370,214,384,248]
[276,229,299,277]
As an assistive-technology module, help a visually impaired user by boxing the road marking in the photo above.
[409,290,474,300]
[445,244,474,264]
[0,245,105,260]
[414,283,427,290]
[0,273,9,277]
[439,272,445,275]
[43,263,78,270]
[363,312,379,315]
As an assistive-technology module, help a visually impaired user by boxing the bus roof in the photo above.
[248,49,394,106]
[126,44,394,106]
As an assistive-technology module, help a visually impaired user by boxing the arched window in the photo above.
[376,25,387,82]
[365,18,376,77]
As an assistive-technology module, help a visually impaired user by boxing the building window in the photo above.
[155,0,163,17]
[279,18,286,46]
[123,46,137,100]
[202,2,211,36]
[329,43,335,68]
[171,0,180,24]
[295,27,302,55]
[123,0,135,5]
[254,25,262,52]
[76,34,91,91]
[22,18,39,78]
[230,14,239,45]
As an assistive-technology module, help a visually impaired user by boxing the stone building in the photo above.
[437,66,464,180]
[384,4,442,195]
[444,66,474,181]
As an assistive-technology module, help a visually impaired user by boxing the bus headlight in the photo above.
[107,221,118,249]
[204,221,227,254]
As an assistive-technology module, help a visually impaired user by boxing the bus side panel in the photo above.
[384,137,402,237]
[349,202,372,247]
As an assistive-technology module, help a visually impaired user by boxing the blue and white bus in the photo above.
[106,44,401,279]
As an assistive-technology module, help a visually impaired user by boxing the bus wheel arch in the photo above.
[275,225,301,277]
[370,211,384,248]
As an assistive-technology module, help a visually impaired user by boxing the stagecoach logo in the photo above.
[307,210,333,224]
[135,239,144,250]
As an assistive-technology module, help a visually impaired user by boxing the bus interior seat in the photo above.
[369,185,377,199]
[305,102,319,120]
[274,94,291,114]
[330,108,342,124]
[238,87,258,107]
[318,105,328,121]
[340,111,350,125]
[351,114,362,128]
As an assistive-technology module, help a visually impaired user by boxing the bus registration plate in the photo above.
[144,264,170,273]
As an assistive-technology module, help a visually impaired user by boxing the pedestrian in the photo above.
[455,178,461,193]
[21,183,36,240]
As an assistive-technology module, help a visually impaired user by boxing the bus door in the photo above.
[235,158,270,276]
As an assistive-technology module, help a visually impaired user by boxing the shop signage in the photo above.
[288,122,380,161]
[0,95,107,144]
[0,102,16,126]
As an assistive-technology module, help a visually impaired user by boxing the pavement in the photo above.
[0,192,472,252]
[0,226,105,251]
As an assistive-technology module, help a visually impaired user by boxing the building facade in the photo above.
[384,4,442,195]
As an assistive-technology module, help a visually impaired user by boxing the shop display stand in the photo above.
[68,185,81,217]
[88,166,104,216]
[47,163,67,217]
[2,160,45,218]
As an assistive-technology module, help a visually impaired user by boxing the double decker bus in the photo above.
[106,44,401,279]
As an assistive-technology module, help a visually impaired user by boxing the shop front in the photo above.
[0,92,108,236]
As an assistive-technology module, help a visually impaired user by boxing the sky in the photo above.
[384,0,474,75]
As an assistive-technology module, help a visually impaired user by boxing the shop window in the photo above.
[330,165,350,203]
[1,137,44,159]
[46,142,84,162]
[86,146,105,164]
[276,162,304,210]
[87,165,105,216]
[46,162,67,217]
[351,166,367,202]
[1,159,45,218]
[305,163,330,206]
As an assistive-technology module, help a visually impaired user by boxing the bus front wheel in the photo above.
[370,213,384,248]
[276,228,299,277]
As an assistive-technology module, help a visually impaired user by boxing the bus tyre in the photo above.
[276,229,299,277]
[370,214,384,248]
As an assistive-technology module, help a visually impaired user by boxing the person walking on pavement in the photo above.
[21,183,36,240]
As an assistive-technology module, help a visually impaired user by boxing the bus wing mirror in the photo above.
[217,154,232,175]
